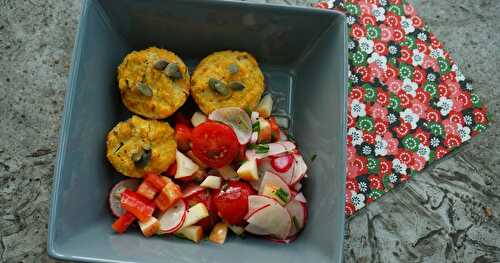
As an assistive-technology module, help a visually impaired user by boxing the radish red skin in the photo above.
[270,154,294,173]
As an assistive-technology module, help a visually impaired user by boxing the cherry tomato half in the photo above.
[191,121,239,168]
[212,181,256,225]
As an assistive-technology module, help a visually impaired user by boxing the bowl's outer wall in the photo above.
[48,0,347,262]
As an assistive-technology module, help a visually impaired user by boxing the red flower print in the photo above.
[347,114,356,128]
[360,14,377,26]
[397,150,414,166]
[399,46,413,64]
[374,40,388,55]
[371,103,388,119]
[347,162,361,180]
[435,146,449,159]
[346,178,360,192]
[347,145,357,160]
[410,154,426,171]
[312,2,329,9]
[345,203,355,216]
[429,33,443,49]
[379,159,392,175]
[353,155,369,174]
[397,91,412,107]
[384,132,400,155]
[473,108,488,124]
[376,90,390,107]
[444,134,461,149]
[358,2,372,16]
[384,12,401,28]
[443,119,459,136]
[400,174,411,183]
[355,66,373,83]
[413,67,426,85]
[411,99,428,118]
[369,63,385,80]
[448,111,465,125]
[384,65,399,82]
[392,28,405,42]
[394,122,412,138]
[351,23,367,40]
[445,80,460,97]
[452,97,465,112]
[411,16,424,29]
[388,0,402,4]
[387,78,403,93]
[426,108,442,122]
[438,83,449,97]
[454,91,472,108]
[374,120,388,135]
[379,24,393,42]
[366,0,377,4]
[414,128,430,145]
[363,132,376,144]
[350,86,365,100]
[415,88,431,104]
[416,39,429,54]
[441,72,457,83]
[345,189,352,203]
[404,3,416,16]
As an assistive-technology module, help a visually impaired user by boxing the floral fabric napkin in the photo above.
[313,0,490,216]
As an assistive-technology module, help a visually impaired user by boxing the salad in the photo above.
[108,103,308,244]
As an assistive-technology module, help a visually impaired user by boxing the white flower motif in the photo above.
[402,78,418,97]
[464,115,473,126]
[389,173,398,183]
[348,40,356,50]
[430,137,440,148]
[379,0,388,6]
[412,50,424,66]
[457,124,471,142]
[453,64,466,81]
[372,7,386,22]
[388,113,398,124]
[427,73,436,82]
[466,82,473,91]
[392,159,408,175]
[367,52,388,70]
[347,15,356,25]
[400,17,415,34]
[359,182,368,193]
[388,45,398,55]
[400,108,419,129]
[359,37,374,54]
[436,97,454,116]
[350,74,359,84]
[348,127,364,146]
[362,145,372,155]
[430,47,444,59]
[351,192,366,210]
[351,99,366,118]
[417,32,427,41]
[374,135,388,156]
[417,143,431,161]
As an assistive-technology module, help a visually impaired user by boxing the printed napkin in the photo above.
[313,0,490,216]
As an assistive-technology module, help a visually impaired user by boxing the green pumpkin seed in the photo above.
[133,149,151,168]
[228,63,239,74]
[142,142,151,151]
[137,82,153,97]
[164,63,182,79]
[208,78,230,96]
[227,81,245,91]
[153,59,168,70]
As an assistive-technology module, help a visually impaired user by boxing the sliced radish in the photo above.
[250,132,258,144]
[294,192,307,203]
[245,195,275,219]
[245,141,296,160]
[289,153,308,185]
[208,107,252,144]
[250,111,259,124]
[270,154,294,173]
[243,204,270,221]
[258,172,291,199]
[285,199,306,236]
[157,199,187,234]
[245,199,291,239]
[293,182,302,192]
[259,157,294,185]
[109,179,140,217]
[182,184,205,199]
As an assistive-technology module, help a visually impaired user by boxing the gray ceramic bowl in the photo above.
[48,0,347,262]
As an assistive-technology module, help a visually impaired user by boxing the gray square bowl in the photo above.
[48,0,347,262]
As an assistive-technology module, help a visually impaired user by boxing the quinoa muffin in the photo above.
[106,115,177,178]
[191,51,265,114]
[117,47,190,119]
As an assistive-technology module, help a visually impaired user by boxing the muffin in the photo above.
[191,50,265,114]
[117,47,190,119]
[106,115,177,178]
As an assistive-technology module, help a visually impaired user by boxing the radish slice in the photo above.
[270,154,294,173]
[208,107,252,144]
[285,200,306,236]
[245,199,291,239]
[293,182,302,192]
[245,195,276,219]
[158,199,187,234]
[258,172,291,200]
[244,204,271,221]
[259,157,294,185]
[109,179,140,217]
[250,132,258,144]
[289,153,308,185]
[250,111,259,124]
[245,141,296,160]
[294,192,307,203]
[182,184,205,199]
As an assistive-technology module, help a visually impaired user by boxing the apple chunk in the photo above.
[237,159,259,182]
[175,150,199,179]
[176,225,204,243]
[138,216,160,237]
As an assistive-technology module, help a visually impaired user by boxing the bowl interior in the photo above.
[49,0,347,262]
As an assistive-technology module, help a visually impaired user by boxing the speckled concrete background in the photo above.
[0,0,499,262]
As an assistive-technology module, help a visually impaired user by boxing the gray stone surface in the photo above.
[0,0,498,262]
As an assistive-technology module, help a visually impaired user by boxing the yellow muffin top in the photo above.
[190,50,265,114]
[106,115,177,178]
[117,47,190,119]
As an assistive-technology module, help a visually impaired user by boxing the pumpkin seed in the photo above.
[137,82,153,97]
[153,59,168,70]
[228,63,239,74]
[208,78,230,96]
[142,142,151,151]
[228,81,245,91]
[134,149,151,168]
[164,63,182,79]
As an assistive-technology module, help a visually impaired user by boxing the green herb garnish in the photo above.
[254,144,270,154]
[274,187,289,203]
[243,106,252,116]
[286,133,296,143]
[310,153,317,163]
[292,216,300,229]
[252,121,260,132]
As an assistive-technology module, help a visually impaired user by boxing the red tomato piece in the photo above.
[212,181,255,225]
[144,173,166,190]
[269,117,281,142]
[175,123,193,152]
[120,189,155,222]
[191,122,239,168]
[112,211,136,233]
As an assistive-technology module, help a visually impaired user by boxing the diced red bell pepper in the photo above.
[175,123,193,151]
[120,189,155,222]
[165,162,177,177]
[112,211,136,234]
[269,117,281,142]
[154,180,183,211]
[136,181,158,200]
[144,173,166,190]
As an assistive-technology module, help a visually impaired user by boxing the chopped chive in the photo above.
[255,144,270,154]
[274,188,289,203]
[292,216,300,229]
[243,106,252,116]
[252,121,260,132]
[310,153,317,163]
[286,133,296,143]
